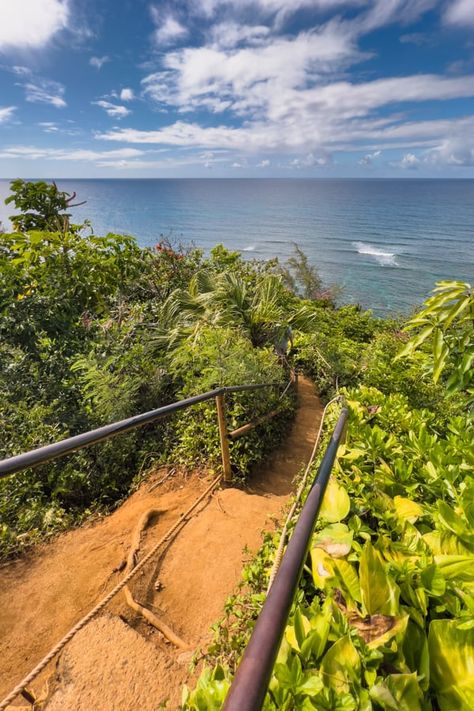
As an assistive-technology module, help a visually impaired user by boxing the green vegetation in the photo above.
[0,180,319,558]
[1,181,472,710]
[183,282,473,710]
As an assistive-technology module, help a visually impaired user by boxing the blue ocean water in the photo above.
[1,178,473,315]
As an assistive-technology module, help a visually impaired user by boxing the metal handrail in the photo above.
[0,382,282,479]
[223,407,349,711]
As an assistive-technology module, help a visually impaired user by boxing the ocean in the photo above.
[1,178,473,315]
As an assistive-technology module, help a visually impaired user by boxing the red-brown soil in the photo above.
[0,377,321,710]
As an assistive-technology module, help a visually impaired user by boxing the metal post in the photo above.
[216,393,232,482]
[222,407,349,711]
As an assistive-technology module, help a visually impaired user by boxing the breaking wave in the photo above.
[353,242,398,266]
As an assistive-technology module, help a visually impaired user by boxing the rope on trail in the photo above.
[266,394,344,592]
[0,474,222,711]
[123,509,190,650]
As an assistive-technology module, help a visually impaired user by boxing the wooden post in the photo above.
[293,369,299,392]
[216,393,232,482]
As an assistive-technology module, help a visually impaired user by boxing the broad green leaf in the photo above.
[403,621,430,690]
[285,609,312,651]
[369,673,423,711]
[313,523,353,558]
[434,555,474,582]
[429,619,474,711]
[396,325,433,359]
[302,597,332,661]
[333,559,362,605]
[320,478,350,523]
[359,542,400,616]
[320,635,361,693]
[444,294,471,328]
[296,674,324,697]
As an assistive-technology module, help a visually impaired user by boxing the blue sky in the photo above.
[0,0,474,177]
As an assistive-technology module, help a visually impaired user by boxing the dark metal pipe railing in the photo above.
[0,382,281,479]
[222,407,349,711]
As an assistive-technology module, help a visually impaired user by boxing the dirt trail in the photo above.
[0,377,322,710]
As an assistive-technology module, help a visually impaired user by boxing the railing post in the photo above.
[293,369,299,391]
[216,393,232,482]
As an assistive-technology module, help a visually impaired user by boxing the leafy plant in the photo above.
[397,280,473,396]
[5,178,86,232]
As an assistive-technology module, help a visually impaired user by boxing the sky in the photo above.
[0,0,474,177]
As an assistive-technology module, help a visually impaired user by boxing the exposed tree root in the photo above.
[124,509,191,651]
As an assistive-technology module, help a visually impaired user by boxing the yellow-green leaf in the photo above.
[359,542,400,616]
[393,496,423,523]
[429,619,474,711]
[320,478,350,523]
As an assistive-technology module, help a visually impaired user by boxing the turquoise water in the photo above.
[1,178,473,315]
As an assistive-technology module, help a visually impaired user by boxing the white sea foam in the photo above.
[242,244,256,251]
[353,242,398,266]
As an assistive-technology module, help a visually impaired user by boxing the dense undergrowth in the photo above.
[1,181,473,711]
[182,283,473,707]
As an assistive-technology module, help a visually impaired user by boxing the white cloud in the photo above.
[358,149,381,165]
[0,145,145,162]
[444,0,474,26]
[90,56,110,70]
[355,0,438,34]
[0,0,68,50]
[38,121,59,132]
[151,8,188,46]
[23,78,66,108]
[11,66,31,76]
[425,137,474,166]
[257,159,271,167]
[120,88,135,101]
[209,22,270,49]
[291,152,332,167]
[142,21,361,115]
[102,73,474,157]
[399,152,421,168]
[93,100,131,118]
[0,106,16,123]
[194,0,362,18]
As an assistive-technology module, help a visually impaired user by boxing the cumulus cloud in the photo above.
[0,106,16,123]
[358,149,381,165]
[257,159,271,167]
[291,152,332,167]
[93,100,131,118]
[399,152,421,168]
[90,56,110,70]
[120,88,135,101]
[142,21,361,116]
[151,7,188,46]
[23,78,67,108]
[444,0,474,27]
[0,0,68,50]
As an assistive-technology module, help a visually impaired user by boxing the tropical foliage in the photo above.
[0,182,321,558]
[1,181,472,710]
[183,282,473,710]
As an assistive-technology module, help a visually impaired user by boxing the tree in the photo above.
[5,179,85,232]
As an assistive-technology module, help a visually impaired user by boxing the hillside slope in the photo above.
[1,377,321,710]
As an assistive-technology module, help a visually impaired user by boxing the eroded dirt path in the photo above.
[0,377,322,710]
